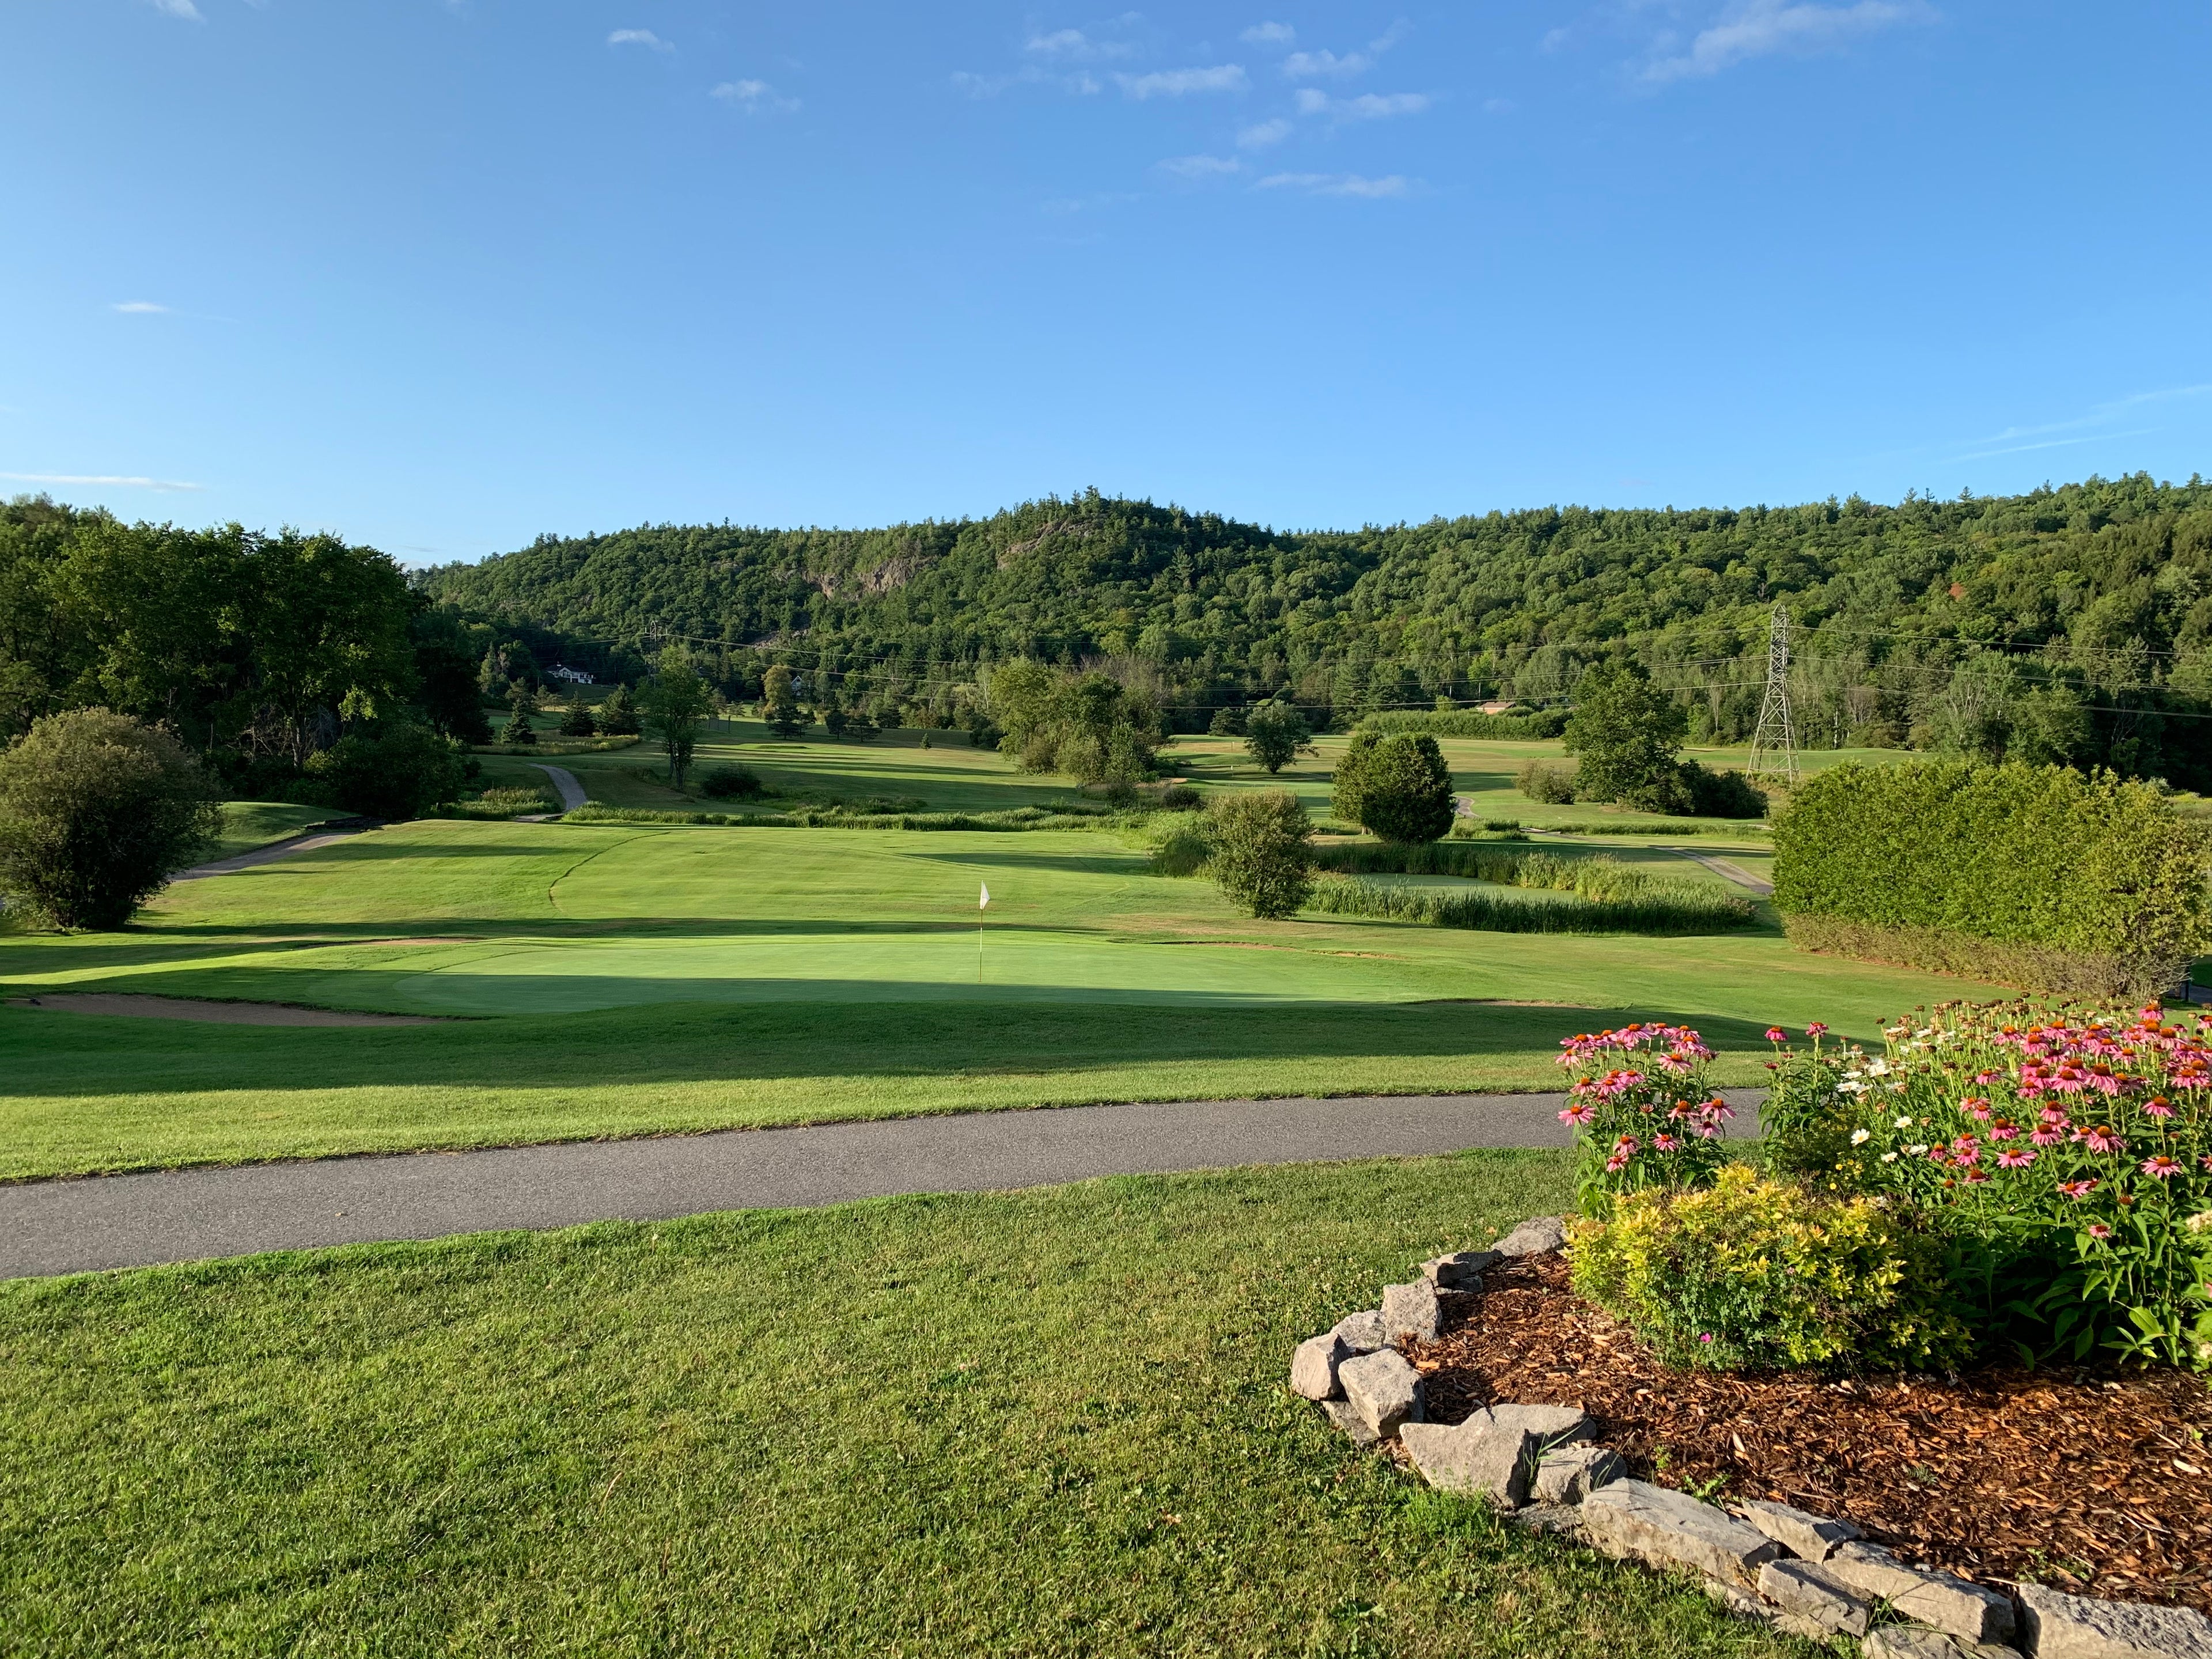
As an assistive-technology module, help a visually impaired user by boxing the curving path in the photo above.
[175,825,370,880]
[0,1089,1764,1279]
[532,763,589,810]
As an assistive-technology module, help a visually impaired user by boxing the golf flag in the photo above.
[979,882,990,910]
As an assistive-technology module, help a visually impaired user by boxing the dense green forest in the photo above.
[422,473,2212,785]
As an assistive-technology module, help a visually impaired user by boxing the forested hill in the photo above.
[421,472,2212,783]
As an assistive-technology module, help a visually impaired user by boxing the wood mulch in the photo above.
[1407,1253,2212,1616]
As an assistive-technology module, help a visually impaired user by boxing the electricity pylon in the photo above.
[1746,606,1798,785]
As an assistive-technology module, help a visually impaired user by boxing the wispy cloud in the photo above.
[608,28,673,53]
[1256,172,1411,198]
[1159,154,1243,179]
[1283,48,1373,78]
[1117,64,1248,99]
[1295,89,1429,119]
[1643,0,1934,83]
[1237,117,1293,149]
[112,301,170,315]
[711,79,800,113]
[147,0,203,19]
[1025,26,1133,61]
[1,472,204,492]
[1242,22,1296,45]
[1941,385,2212,465]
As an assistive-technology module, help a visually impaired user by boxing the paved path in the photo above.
[175,825,370,880]
[1668,848,1774,896]
[532,763,589,810]
[0,1089,1764,1279]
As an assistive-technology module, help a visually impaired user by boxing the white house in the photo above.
[546,664,594,685]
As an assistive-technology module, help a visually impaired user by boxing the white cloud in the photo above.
[1644,0,1934,83]
[1025,27,1133,60]
[112,301,169,315]
[1237,117,1293,149]
[1,472,203,492]
[1241,21,1296,44]
[608,29,673,53]
[1293,88,1329,114]
[1484,97,1517,113]
[1159,154,1243,179]
[1283,49,1373,78]
[1291,88,1429,119]
[1116,65,1248,99]
[147,0,203,18]
[712,79,800,113]
[1942,384,2212,464]
[1256,172,1411,198]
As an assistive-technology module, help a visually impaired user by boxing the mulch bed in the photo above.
[1407,1253,2212,1616]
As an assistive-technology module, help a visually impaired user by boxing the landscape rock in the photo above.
[1422,1249,1501,1289]
[1331,1309,1387,1356]
[1862,1628,2022,1659]
[1380,1280,1442,1346]
[1733,1497,1861,1562]
[1704,1577,1771,1623]
[1402,1416,1532,1505]
[1533,1443,1624,1506]
[1505,1503,1586,1537]
[1290,1332,1349,1401]
[1758,1558,1873,1637]
[1823,1544,2016,1646]
[1580,1479,1782,1587]
[2017,1584,2212,1659]
[1494,1215,1569,1257]
[1337,1349,1423,1438]
[1317,1397,1381,1449]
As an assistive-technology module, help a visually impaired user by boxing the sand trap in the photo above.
[6,994,446,1027]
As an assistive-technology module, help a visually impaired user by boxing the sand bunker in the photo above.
[7,994,446,1027]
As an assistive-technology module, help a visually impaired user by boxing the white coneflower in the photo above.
[1850,1128,1871,1145]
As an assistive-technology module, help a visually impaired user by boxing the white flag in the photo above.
[979,882,990,910]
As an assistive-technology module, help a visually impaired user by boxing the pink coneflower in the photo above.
[1604,1151,1631,1173]
[2142,1154,2185,1180]
[1654,1132,1681,1152]
[1765,1027,1787,1043]
[2058,1179,2100,1200]
[1990,1120,2020,1141]
[1806,1022,1829,1037]
[1995,1146,2036,1169]
[1965,1168,1991,1185]
[2088,1224,2113,1241]
[1974,1070,2001,1086]
[1614,1135,1638,1155]
[2143,1096,2177,1119]
[1961,1096,1993,1121]
[2073,1125,2127,1154]
[1558,1101,1594,1127]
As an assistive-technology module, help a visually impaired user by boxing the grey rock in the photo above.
[1823,1544,2015,1646]
[1705,1577,1772,1622]
[1290,1332,1349,1401]
[1863,1629,2022,1659]
[1380,1279,1442,1346]
[1337,1348,1423,1438]
[1331,1309,1387,1356]
[1581,1479,1782,1587]
[2018,1584,2212,1659]
[1494,1215,1569,1256]
[1506,1503,1587,1537]
[1317,1397,1381,1449]
[1402,1416,1532,1505]
[1533,1442,1624,1506]
[1759,1558,1873,1637]
[1733,1497,1860,1562]
[1422,1249,1502,1289]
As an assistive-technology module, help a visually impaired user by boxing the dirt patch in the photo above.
[7,994,448,1028]
[1410,1253,2212,1615]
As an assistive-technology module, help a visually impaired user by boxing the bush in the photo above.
[1207,706,1247,737]
[1362,709,1569,740]
[699,764,764,800]
[1207,790,1312,918]
[1157,783,1202,810]
[446,786,556,820]
[1242,700,1309,775]
[1516,759,1577,804]
[306,719,466,820]
[1771,760,2212,995]
[1147,818,1213,876]
[0,709,222,929]
[1680,760,1766,819]
[1569,1166,1974,1374]
[1333,732,1454,843]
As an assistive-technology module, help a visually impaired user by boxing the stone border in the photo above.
[1290,1215,2212,1659]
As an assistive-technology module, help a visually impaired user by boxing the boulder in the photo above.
[1337,1349,1423,1438]
[1494,1215,1568,1257]
[1402,1417,1532,1505]
[1422,1249,1502,1289]
[1533,1442,1624,1505]
[1862,1629,2023,1659]
[1733,1497,1859,1562]
[1317,1397,1381,1450]
[2017,1584,2212,1659]
[1331,1309,1387,1356]
[1823,1544,2014,1647]
[1758,1558,1873,1637]
[1581,1480,1782,1587]
[1290,1332,1349,1401]
[1380,1280,1442,1346]
[1505,1503,1586,1537]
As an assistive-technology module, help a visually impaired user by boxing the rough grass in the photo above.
[1305,874,1758,937]
[0,1152,1817,1658]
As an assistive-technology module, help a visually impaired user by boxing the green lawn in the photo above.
[0,1151,1818,1658]
[206,801,340,861]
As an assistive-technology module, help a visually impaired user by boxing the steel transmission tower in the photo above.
[1747,606,1798,785]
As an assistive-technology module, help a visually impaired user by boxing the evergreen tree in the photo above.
[599,683,642,736]
[499,681,537,745]
[558,698,597,738]
[1352,734,1456,843]
[762,664,806,738]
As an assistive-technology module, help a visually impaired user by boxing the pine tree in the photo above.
[500,681,537,745]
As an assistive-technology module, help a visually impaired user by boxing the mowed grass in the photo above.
[0,1151,1817,1658]
[0,813,1984,1179]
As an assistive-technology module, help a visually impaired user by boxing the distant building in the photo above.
[1477,699,1520,715]
[547,664,594,685]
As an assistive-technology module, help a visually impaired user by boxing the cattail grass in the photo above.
[1303,873,1756,936]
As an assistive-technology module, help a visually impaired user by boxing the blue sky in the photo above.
[4,2,2207,561]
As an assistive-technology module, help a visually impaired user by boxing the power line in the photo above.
[1747,607,1798,784]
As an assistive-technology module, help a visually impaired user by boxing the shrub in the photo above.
[1516,759,1577,804]
[1351,733,1456,843]
[558,701,597,738]
[1680,760,1766,819]
[1771,760,2212,995]
[1207,789,1312,918]
[1157,783,1202,810]
[1569,1166,1974,1374]
[0,709,222,929]
[1148,818,1213,876]
[307,719,466,820]
[1303,874,1756,938]
[699,764,764,799]
[448,786,556,820]
[1242,700,1309,775]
